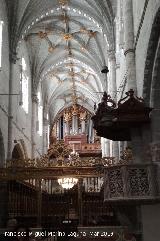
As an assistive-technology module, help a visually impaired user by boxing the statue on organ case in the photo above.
[64,110,72,122]
[79,110,87,121]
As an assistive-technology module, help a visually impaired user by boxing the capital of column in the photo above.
[124,48,135,56]
[108,50,116,61]
[9,51,19,64]
[43,117,49,126]
[32,94,39,103]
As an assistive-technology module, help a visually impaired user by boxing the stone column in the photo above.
[102,138,111,157]
[101,137,111,157]
[123,0,137,91]
[130,127,151,164]
[108,50,117,100]
[31,94,38,158]
[116,1,124,154]
[112,142,119,162]
[43,108,49,154]
[150,38,160,160]
[7,53,17,160]
[5,53,16,225]
[103,139,110,157]
[108,50,119,161]
[119,0,125,49]
[101,138,105,157]
[106,139,110,156]
[119,141,124,159]
[123,0,147,164]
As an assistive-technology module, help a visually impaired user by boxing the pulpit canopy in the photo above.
[92,90,152,141]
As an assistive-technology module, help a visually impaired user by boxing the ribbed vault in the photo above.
[6,0,115,122]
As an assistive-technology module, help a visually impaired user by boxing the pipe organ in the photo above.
[52,106,93,140]
[50,105,100,156]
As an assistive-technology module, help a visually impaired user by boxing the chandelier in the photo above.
[58,177,78,189]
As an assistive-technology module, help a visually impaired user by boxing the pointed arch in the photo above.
[12,140,28,160]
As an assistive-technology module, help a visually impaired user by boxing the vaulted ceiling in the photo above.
[6,0,116,122]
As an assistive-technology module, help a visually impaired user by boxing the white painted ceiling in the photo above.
[7,0,116,122]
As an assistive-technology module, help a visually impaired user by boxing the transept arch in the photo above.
[143,8,160,106]
[11,141,28,160]
[143,8,160,154]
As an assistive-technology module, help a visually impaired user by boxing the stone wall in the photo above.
[131,2,160,240]
[0,0,43,164]
[115,0,160,98]
[0,0,9,161]
[10,41,43,159]
[133,0,160,97]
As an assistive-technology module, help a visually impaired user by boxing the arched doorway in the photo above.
[12,142,25,160]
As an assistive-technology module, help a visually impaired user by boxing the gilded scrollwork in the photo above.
[64,109,72,122]
[58,0,69,5]
[72,104,79,115]
[4,142,156,201]
[47,140,72,159]
[102,157,116,166]
[6,155,117,168]
[6,158,36,168]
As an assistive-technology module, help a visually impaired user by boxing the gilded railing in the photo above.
[5,157,115,168]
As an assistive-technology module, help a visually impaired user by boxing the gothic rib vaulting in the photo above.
[18,0,114,120]
[1,0,160,241]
